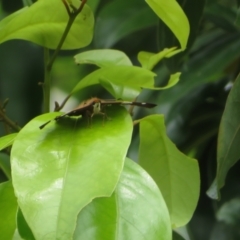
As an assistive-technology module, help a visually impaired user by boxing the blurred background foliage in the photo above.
[0,0,240,239]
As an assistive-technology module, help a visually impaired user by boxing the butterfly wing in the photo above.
[39,98,100,129]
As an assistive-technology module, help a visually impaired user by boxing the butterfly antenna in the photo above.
[121,102,157,108]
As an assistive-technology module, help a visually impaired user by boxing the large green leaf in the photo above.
[71,66,156,100]
[74,158,172,240]
[0,0,94,49]
[11,107,133,239]
[207,74,240,199]
[0,181,18,240]
[71,64,179,100]
[146,0,189,50]
[138,115,200,227]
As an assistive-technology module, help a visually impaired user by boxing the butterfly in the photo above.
[39,97,156,129]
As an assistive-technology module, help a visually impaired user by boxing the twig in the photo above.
[47,0,87,72]
[0,100,21,132]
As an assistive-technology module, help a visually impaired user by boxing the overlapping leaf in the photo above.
[207,74,240,199]
[71,66,156,100]
[0,0,94,49]
[146,0,189,50]
[11,107,132,239]
[74,158,171,240]
[138,115,200,227]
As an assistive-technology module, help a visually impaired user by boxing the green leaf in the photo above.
[11,107,133,239]
[146,0,190,50]
[99,78,141,101]
[74,158,172,240]
[138,47,177,70]
[0,0,94,49]
[0,181,18,240]
[138,115,200,228]
[207,74,240,199]
[71,66,156,100]
[98,72,181,100]
[0,153,11,179]
[74,49,132,68]
[146,72,181,90]
[0,133,17,151]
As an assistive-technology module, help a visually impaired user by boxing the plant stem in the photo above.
[42,0,88,113]
[46,17,75,72]
[47,0,87,72]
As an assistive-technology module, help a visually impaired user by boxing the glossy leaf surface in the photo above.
[11,107,132,239]
[139,115,200,227]
[74,158,171,240]
[207,74,240,199]
[0,0,94,49]
[0,181,18,240]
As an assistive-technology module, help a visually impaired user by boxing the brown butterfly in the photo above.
[39,97,156,129]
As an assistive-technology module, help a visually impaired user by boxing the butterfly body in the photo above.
[39,97,156,129]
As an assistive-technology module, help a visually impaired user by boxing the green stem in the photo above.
[41,0,87,113]
[46,16,76,72]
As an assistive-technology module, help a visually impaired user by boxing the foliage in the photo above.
[0,0,239,240]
